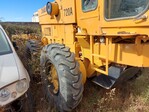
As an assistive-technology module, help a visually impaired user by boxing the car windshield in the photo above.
[0,28,12,55]
[105,0,149,19]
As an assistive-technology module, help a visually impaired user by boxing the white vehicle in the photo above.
[0,25,30,109]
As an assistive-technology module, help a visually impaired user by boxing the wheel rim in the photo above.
[46,63,59,94]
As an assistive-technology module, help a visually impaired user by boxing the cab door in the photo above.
[76,0,101,35]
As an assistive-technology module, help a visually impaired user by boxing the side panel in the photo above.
[78,40,149,67]
[62,0,76,23]
[41,24,76,53]
[64,25,75,45]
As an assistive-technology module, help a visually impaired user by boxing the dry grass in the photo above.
[74,69,149,112]
[14,37,149,112]
[27,65,149,112]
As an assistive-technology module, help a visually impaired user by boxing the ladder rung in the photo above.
[92,54,106,59]
[93,67,108,75]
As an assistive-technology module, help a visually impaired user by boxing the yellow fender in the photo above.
[78,60,87,84]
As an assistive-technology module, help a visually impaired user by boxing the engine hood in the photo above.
[0,53,19,88]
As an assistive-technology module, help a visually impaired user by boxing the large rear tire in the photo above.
[25,40,41,80]
[40,44,83,111]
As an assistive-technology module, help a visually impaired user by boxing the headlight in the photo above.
[46,2,59,16]
[16,80,27,93]
[0,88,10,102]
[46,2,52,15]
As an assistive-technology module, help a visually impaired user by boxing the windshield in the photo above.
[105,0,149,19]
[0,29,12,55]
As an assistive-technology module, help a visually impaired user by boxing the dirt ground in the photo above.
[7,38,149,112]
[27,69,149,112]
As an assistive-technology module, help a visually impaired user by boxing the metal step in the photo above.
[92,66,123,89]
[92,66,141,89]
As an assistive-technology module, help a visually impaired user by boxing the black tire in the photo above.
[40,43,84,111]
[25,40,41,81]
[25,40,40,60]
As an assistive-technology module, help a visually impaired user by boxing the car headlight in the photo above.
[16,80,27,93]
[0,88,10,102]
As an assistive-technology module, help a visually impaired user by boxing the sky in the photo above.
[0,0,53,22]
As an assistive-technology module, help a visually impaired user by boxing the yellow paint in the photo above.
[77,60,86,84]
[48,2,59,16]
[38,0,149,81]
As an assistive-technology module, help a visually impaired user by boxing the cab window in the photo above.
[82,0,98,12]
[105,0,149,19]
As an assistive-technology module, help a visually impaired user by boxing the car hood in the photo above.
[0,53,19,88]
